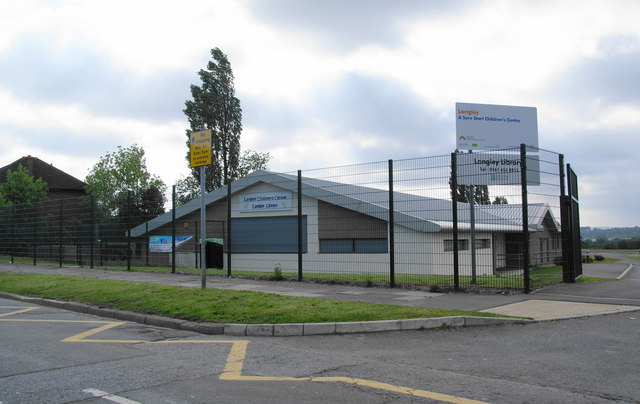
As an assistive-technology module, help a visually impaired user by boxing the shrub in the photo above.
[271,264,284,281]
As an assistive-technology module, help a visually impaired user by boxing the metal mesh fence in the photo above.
[0,146,572,291]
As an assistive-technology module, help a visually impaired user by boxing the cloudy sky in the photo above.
[1,0,639,227]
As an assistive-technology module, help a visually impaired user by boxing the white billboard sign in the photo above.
[456,102,538,151]
[240,191,293,212]
[456,153,540,186]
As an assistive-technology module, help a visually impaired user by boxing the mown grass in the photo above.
[1,257,222,275]
[0,274,509,324]
[230,266,575,289]
[2,257,612,290]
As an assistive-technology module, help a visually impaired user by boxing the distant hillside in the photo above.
[581,226,640,240]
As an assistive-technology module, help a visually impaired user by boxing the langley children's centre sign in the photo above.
[455,102,538,151]
[240,192,293,212]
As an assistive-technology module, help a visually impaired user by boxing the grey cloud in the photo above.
[1,123,122,163]
[247,0,471,51]
[548,36,640,105]
[311,72,447,137]
[241,95,307,135]
[242,72,452,162]
[0,36,193,121]
[545,126,637,177]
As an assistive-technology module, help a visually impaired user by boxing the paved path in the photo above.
[2,251,639,324]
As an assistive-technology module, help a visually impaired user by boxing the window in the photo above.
[319,239,353,253]
[444,239,469,252]
[319,238,388,253]
[230,216,307,253]
[475,239,490,249]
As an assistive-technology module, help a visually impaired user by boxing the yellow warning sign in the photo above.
[190,129,212,167]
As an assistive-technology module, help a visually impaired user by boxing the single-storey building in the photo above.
[130,170,561,276]
[0,155,87,201]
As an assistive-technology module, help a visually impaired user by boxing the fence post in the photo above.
[76,222,81,266]
[90,195,95,268]
[469,184,477,284]
[559,154,571,283]
[451,152,460,290]
[172,185,176,273]
[194,220,198,269]
[227,181,232,276]
[10,205,15,264]
[145,223,149,266]
[98,223,103,266]
[32,203,37,266]
[59,199,63,267]
[388,159,395,288]
[297,170,303,281]
[127,190,132,271]
[520,144,530,293]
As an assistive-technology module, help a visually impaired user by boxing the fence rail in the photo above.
[0,146,578,292]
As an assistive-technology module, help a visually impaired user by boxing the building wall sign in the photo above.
[456,153,540,185]
[456,102,539,151]
[240,191,293,212]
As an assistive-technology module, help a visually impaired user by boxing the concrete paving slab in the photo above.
[481,299,640,320]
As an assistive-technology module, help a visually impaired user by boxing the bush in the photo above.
[594,255,605,261]
[271,264,284,281]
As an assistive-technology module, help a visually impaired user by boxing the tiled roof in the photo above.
[131,170,552,237]
[0,156,86,191]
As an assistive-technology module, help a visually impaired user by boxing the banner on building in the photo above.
[149,235,193,253]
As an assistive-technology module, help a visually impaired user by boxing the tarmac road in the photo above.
[1,251,639,403]
[1,297,639,404]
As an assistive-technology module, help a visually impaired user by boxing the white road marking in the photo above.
[83,388,141,404]
[618,264,634,279]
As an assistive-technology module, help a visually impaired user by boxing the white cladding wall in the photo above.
[225,183,497,276]
[394,230,495,276]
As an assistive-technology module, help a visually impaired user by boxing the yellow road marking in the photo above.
[0,306,39,317]
[220,339,248,377]
[61,321,129,343]
[219,350,488,404]
[2,306,490,404]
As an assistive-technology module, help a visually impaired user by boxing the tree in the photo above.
[236,149,271,178]
[492,196,508,204]
[0,164,48,205]
[85,145,166,219]
[449,150,490,205]
[451,183,491,204]
[174,174,200,206]
[184,47,242,192]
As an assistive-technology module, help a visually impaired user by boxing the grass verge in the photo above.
[2,257,611,289]
[0,274,510,324]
